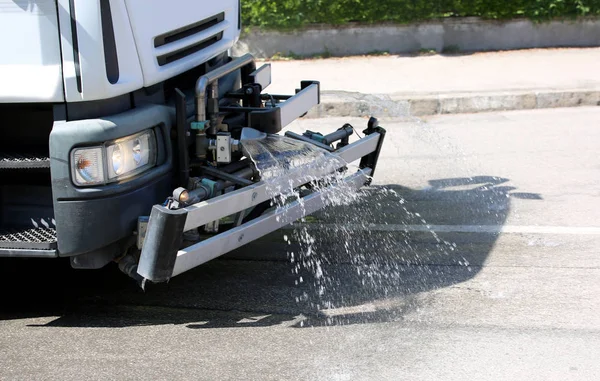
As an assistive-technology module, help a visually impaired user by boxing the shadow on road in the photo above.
[0,176,541,329]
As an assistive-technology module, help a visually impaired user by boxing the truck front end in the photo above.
[0,1,385,282]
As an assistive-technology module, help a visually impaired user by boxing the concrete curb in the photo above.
[304,89,600,118]
[234,18,600,59]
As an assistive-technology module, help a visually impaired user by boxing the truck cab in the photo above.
[1,0,242,267]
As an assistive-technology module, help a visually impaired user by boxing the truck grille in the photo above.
[154,12,226,67]
[0,227,57,250]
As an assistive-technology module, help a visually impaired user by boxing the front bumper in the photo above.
[49,105,174,258]
[137,126,386,283]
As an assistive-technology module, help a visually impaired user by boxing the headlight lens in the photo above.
[71,129,157,187]
[106,131,156,181]
[111,144,122,175]
[132,138,143,165]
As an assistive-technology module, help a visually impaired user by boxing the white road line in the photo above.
[289,224,600,235]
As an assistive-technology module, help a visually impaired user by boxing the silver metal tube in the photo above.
[207,83,219,134]
[195,53,256,122]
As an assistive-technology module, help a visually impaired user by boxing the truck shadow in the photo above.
[0,176,542,329]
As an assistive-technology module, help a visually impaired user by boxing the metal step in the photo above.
[0,226,57,250]
[0,152,50,169]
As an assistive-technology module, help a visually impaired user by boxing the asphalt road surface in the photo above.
[1,107,599,380]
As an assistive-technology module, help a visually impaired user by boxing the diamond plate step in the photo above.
[0,226,57,250]
[0,152,50,169]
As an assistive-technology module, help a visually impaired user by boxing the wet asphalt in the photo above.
[1,107,600,380]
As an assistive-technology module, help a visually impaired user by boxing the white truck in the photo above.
[0,0,385,284]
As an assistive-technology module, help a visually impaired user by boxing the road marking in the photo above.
[289,224,600,235]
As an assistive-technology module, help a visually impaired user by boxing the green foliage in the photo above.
[241,0,600,29]
[418,48,438,55]
[442,44,461,54]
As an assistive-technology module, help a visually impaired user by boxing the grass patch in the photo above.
[418,48,438,56]
[242,1,600,30]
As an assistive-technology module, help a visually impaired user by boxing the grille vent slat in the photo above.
[154,12,226,66]
[155,12,225,48]
[156,32,224,67]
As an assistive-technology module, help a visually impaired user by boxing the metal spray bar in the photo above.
[137,132,383,282]
[172,168,372,277]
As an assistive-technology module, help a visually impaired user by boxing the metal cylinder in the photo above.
[188,186,209,203]
[322,125,354,145]
[206,83,220,135]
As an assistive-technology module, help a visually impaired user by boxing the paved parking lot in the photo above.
[1,107,599,380]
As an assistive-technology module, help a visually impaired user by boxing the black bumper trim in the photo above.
[359,117,386,182]
[54,172,172,257]
[137,205,188,282]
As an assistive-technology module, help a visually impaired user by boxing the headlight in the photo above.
[106,131,156,181]
[71,130,157,187]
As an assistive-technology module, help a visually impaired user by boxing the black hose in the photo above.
[175,89,190,188]
[322,125,354,145]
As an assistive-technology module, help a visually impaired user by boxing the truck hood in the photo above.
[0,0,64,103]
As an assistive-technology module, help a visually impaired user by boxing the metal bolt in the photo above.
[246,88,253,95]
[238,234,244,242]
[220,146,225,151]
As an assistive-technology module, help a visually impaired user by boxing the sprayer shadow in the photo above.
[1,176,542,329]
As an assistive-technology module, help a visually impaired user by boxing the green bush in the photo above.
[241,0,600,29]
